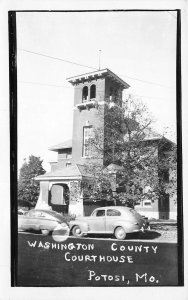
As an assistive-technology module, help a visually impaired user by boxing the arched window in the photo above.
[90,84,96,99]
[82,86,88,102]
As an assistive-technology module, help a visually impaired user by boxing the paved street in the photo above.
[150,223,177,243]
[19,223,177,243]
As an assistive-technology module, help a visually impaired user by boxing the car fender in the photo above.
[112,221,136,233]
[69,220,89,233]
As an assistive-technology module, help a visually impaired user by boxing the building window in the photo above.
[83,126,93,157]
[58,153,67,159]
[66,153,72,159]
[82,86,88,102]
[143,200,152,207]
[58,152,72,160]
[90,84,96,99]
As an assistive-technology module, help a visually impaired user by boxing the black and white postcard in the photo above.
[1,1,187,299]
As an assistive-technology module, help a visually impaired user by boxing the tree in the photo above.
[157,139,177,204]
[82,95,177,208]
[18,155,46,207]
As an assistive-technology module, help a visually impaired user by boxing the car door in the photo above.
[87,209,106,233]
[39,212,58,231]
[105,208,122,233]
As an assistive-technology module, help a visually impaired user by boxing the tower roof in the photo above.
[67,68,130,89]
[49,139,72,152]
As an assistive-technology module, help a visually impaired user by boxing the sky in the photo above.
[16,11,177,172]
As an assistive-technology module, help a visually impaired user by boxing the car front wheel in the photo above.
[72,225,84,237]
[114,226,126,240]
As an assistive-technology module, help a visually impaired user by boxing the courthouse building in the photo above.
[36,69,177,219]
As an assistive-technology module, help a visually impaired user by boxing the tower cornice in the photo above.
[67,68,130,89]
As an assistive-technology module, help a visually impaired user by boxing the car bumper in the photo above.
[133,224,150,232]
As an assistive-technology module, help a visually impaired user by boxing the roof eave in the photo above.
[35,175,83,181]
[67,68,130,89]
[48,147,72,152]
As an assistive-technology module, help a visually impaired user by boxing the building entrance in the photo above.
[49,183,70,214]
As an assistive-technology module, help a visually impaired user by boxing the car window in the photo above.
[92,210,105,217]
[107,209,121,216]
[28,211,46,218]
[96,210,105,217]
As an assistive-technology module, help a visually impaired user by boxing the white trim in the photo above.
[49,181,71,190]
[67,69,108,81]
[76,100,96,110]
[35,176,82,181]
[74,100,105,109]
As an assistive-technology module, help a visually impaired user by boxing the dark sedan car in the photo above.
[18,209,69,235]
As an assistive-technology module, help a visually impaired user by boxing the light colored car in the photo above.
[69,206,149,240]
[18,209,69,235]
